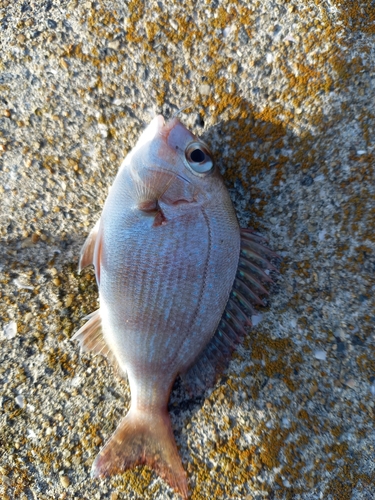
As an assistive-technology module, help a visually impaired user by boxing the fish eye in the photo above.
[190,148,205,162]
[185,142,213,175]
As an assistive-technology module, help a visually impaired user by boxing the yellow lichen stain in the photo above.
[258,423,289,469]
[334,0,375,34]
[244,331,298,392]
[190,424,260,498]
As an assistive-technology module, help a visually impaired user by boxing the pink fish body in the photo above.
[73,115,277,498]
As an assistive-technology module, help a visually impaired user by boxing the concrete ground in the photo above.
[1,0,374,499]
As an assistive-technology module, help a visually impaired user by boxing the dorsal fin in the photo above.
[180,229,279,395]
[78,219,101,273]
[71,309,123,377]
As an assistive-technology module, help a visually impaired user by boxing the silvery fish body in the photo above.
[73,116,277,498]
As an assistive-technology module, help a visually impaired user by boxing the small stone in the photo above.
[282,417,290,427]
[47,19,57,29]
[314,350,326,361]
[269,217,277,224]
[229,61,238,73]
[252,313,263,326]
[60,475,70,488]
[60,58,69,70]
[108,40,120,50]
[24,312,32,322]
[199,84,211,96]
[93,435,102,446]
[15,395,25,408]
[64,295,74,307]
[1,109,10,118]
[305,293,312,301]
[301,175,314,186]
[14,278,33,290]
[53,278,61,286]
[17,34,26,44]
[3,321,17,339]
[169,19,178,30]
[344,379,357,389]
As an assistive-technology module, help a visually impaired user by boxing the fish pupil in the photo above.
[190,148,205,163]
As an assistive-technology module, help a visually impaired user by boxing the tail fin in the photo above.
[91,408,188,499]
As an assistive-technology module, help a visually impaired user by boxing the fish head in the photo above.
[122,115,224,222]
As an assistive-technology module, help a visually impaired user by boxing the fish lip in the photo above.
[159,116,182,138]
[161,117,197,156]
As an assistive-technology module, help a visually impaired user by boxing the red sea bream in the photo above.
[72,115,278,498]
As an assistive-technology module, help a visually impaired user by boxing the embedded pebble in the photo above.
[14,278,34,290]
[3,321,17,340]
[15,395,25,408]
[252,314,263,327]
[314,350,326,361]
[199,84,211,96]
[60,475,70,488]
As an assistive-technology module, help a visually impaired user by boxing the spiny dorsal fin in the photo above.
[78,219,100,273]
[180,228,279,395]
[71,309,123,377]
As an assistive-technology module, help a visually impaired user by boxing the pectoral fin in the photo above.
[78,219,100,273]
[72,309,123,377]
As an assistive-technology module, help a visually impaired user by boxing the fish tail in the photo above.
[91,407,188,499]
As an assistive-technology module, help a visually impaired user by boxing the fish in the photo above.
[72,115,278,499]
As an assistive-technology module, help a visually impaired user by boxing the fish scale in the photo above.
[72,115,278,499]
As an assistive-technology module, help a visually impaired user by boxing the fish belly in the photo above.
[98,205,240,379]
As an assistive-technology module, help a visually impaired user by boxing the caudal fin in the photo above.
[91,408,188,499]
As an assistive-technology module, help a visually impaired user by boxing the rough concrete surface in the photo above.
[1,0,375,499]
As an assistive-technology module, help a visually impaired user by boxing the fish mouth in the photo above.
[145,114,177,138]
[156,115,196,153]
